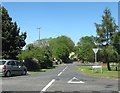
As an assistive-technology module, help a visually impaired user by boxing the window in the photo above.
[0,61,6,65]
[7,61,16,66]
[16,61,22,66]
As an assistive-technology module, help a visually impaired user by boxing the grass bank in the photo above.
[77,66,119,79]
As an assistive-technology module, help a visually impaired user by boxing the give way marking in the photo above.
[67,77,85,84]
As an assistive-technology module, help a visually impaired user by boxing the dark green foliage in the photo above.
[54,43,69,63]
[95,8,118,46]
[112,32,120,54]
[40,47,53,69]
[77,36,96,62]
[49,35,74,52]
[95,8,119,71]
[18,46,53,70]
[26,44,34,51]
[77,36,95,45]
[49,35,74,63]
[2,7,27,59]
[24,57,40,71]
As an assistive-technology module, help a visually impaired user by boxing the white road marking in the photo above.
[41,79,55,92]
[57,66,68,76]
[41,66,69,92]
[57,72,62,76]
[62,66,68,72]
[68,77,85,84]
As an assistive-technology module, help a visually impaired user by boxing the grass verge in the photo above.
[77,66,119,79]
[27,66,57,75]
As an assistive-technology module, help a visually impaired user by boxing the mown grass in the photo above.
[77,65,119,79]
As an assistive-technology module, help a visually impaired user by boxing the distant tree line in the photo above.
[17,36,74,71]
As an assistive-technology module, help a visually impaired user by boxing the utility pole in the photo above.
[37,27,41,47]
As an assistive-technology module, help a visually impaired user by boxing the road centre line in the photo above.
[62,66,68,72]
[41,66,68,92]
[57,66,68,76]
[57,72,62,76]
[41,79,55,92]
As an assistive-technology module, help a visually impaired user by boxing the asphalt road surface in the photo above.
[1,62,119,93]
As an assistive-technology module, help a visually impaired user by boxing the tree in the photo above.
[49,35,75,62]
[52,43,69,63]
[112,32,120,54]
[57,36,75,52]
[18,46,53,70]
[95,8,119,71]
[77,36,96,62]
[26,44,34,51]
[0,6,2,59]
[77,36,95,45]
[49,35,74,52]
[2,7,27,59]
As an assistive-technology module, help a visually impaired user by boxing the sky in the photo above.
[2,2,118,45]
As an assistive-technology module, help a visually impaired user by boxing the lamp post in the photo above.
[37,27,41,47]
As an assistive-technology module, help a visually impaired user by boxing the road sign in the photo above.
[68,77,85,84]
[92,48,99,62]
[92,48,99,54]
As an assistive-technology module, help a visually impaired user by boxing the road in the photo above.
[1,62,119,93]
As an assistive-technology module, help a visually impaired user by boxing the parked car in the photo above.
[0,59,27,77]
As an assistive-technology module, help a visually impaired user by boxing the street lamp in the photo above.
[37,27,41,47]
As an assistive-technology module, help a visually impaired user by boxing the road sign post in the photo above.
[92,48,99,63]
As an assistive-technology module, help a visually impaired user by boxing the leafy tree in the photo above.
[95,8,119,71]
[49,35,74,52]
[24,57,40,71]
[26,43,34,51]
[49,35,75,62]
[112,32,120,54]
[77,36,95,45]
[18,46,53,69]
[99,45,118,62]
[77,36,96,62]
[0,6,2,59]
[57,36,75,52]
[52,43,69,63]
[2,7,27,59]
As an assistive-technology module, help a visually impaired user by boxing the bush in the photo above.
[40,59,53,69]
[24,57,40,71]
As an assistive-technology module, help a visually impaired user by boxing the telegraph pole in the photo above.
[37,27,41,47]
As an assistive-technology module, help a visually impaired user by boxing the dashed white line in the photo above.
[41,66,68,92]
[41,79,55,92]
[58,66,68,76]
[57,72,62,76]
[62,66,68,72]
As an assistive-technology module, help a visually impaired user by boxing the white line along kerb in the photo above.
[41,79,55,92]
[57,72,62,76]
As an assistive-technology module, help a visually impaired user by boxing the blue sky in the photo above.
[2,2,118,45]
